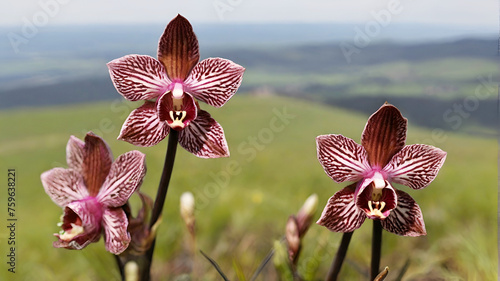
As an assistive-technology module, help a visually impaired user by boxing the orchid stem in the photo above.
[371,220,383,280]
[140,130,179,280]
[150,130,179,227]
[326,231,353,281]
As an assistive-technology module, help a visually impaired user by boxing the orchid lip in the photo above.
[59,223,85,241]
[168,110,187,129]
[367,200,387,219]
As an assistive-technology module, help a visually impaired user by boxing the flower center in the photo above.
[58,212,85,241]
[366,172,388,219]
[367,200,387,219]
[59,223,84,240]
[169,110,188,129]
[172,83,184,99]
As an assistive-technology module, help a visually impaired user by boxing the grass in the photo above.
[0,95,496,280]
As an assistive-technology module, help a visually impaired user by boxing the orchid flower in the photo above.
[107,14,245,158]
[316,103,446,236]
[41,132,146,254]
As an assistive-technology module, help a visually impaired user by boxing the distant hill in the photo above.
[1,23,497,136]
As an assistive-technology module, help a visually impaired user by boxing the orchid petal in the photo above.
[157,92,197,130]
[41,168,88,207]
[317,183,366,232]
[384,144,447,190]
[361,103,407,168]
[178,109,229,158]
[118,101,169,147]
[157,14,200,81]
[82,133,113,196]
[107,55,170,101]
[102,208,131,254]
[316,134,370,183]
[66,136,85,171]
[381,189,426,236]
[185,58,245,107]
[98,151,146,207]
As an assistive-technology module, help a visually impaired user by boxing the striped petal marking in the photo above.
[107,55,170,101]
[316,134,370,183]
[381,189,426,236]
[82,133,113,196]
[185,58,245,108]
[102,208,131,255]
[118,101,169,147]
[179,109,229,158]
[157,14,200,81]
[97,151,146,207]
[361,103,407,168]
[317,183,366,233]
[384,144,447,190]
[66,136,85,172]
[41,168,88,207]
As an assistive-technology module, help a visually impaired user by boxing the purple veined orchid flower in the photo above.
[316,103,447,236]
[107,14,245,158]
[41,132,146,254]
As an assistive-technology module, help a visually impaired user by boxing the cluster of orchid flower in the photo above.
[41,14,446,280]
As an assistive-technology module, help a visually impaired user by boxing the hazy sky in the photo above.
[2,0,498,26]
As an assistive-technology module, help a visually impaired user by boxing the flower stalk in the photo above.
[371,220,382,280]
[326,231,353,281]
[140,130,179,280]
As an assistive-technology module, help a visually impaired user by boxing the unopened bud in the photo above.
[124,261,139,281]
[296,194,318,237]
[180,192,195,235]
[285,216,300,264]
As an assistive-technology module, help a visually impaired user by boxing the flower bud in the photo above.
[285,216,300,264]
[180,192,195,236]
[296,194,318,237]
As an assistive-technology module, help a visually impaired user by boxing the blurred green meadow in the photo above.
[0,94,496,280]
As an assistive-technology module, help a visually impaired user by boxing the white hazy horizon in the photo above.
[1,0,498,27]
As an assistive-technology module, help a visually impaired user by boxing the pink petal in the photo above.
[157,14,200,81]
[157,92,198,130]
[102,208,131,254]
[361,103,407,168]
[178,109,229,158]
[107,55,170,101]
[66,135,85,171]
[97,151,146,207]
[82,133,113,196]
[384,144,447,190]
[41,168,88,207]
[316,134,370,183]
[118,101,169,147]
[185,58,245,108]
[381,189,426,236]
[317,183,366,232]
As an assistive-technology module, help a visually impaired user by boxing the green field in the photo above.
[0,95,497,280]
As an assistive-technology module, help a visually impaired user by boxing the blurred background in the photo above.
[0,0,498,280]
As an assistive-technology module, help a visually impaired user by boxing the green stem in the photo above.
[326,231,354,281]
[371,220,383,280]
